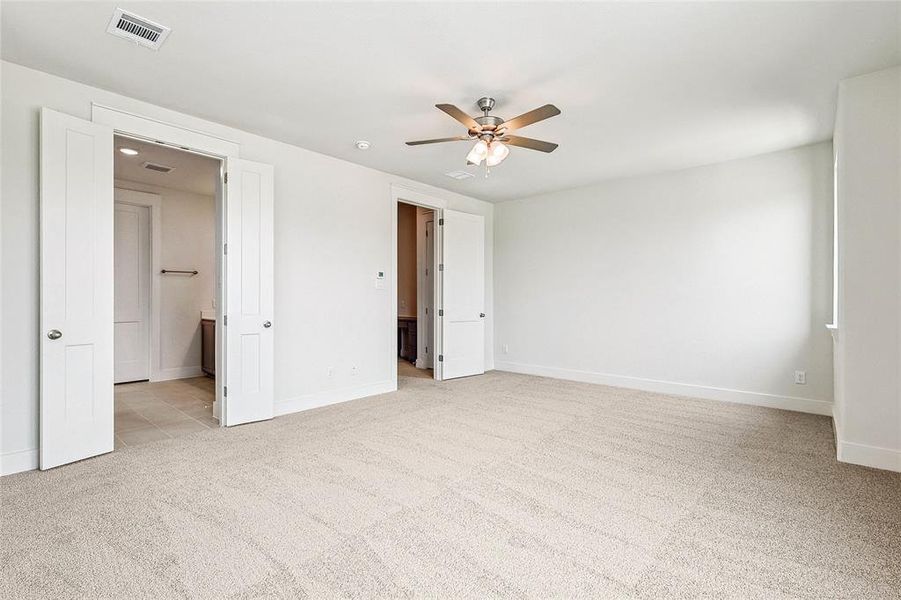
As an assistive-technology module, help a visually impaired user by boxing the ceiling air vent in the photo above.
[444,170,475,180]
[143,162,174,174]
[106,8,171,50]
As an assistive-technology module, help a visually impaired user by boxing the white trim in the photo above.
[495,360,833,416]
[92,104,240,158]
[416,208,435,370]
[275,380,394,416]
[391,184,445,383]
[1,449,39,476]
[833,403,901,472]
[113,188,162,382]
[390,184,448,211]
[836,439,901,472]
[154,366,204,382]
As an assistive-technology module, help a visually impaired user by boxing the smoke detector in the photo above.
[143,162,174,174]
[106,8,171,50]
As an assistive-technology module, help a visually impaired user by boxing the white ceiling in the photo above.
[114,136,221,195]
[3,2,899,202]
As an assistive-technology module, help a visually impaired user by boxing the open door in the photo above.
[223,159,275,425]
[441,209,485,379]
[40,108,114,469]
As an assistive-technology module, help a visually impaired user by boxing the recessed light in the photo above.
[354,140,371,150]
[119,147,139,156]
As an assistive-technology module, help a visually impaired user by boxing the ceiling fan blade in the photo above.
[405,136,470,146]
[499,104,561,132]
[502,135,558,153]
[435,104,481,130]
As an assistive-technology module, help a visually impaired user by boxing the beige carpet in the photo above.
[2,372,899,599]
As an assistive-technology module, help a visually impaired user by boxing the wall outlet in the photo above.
[327,366,334,377]
[502,344,509,354]
[794,370,806,385]
[351,364,357,376]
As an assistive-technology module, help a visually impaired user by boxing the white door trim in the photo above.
[416,210,435,369]
[114,188,162,382]
[93,106,235,425]
[92,104,240,158]
[390,185,446,385]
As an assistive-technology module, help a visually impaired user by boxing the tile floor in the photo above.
[397,358,433,379]
[114,377,218,448]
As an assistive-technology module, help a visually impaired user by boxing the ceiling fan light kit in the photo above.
[406,96,560,176]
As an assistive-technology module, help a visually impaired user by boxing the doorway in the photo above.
[112,136,222,446]
[397,202,435,380]
[39,106,276,470]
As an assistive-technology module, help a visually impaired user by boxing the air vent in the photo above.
[444,170,475,180]
[143,162,174,173]
[106,8,171,50]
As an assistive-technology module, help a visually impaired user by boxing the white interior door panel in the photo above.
[441,209,485,379]
[224,159,274,425]
[40,108,114,469]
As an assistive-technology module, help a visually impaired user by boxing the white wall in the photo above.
[495,143,834,414]
[116,180,216,380]
[0,61,494,473]
[833,67,901,472]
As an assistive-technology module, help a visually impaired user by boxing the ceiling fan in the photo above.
[406,97,560,172]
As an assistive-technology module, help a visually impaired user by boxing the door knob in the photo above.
[263,321,272,328]
[479,313,485,318]
[47,329,62,340]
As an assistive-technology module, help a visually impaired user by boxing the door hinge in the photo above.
[224,172,228,184]
[223,315,227,326]
[223,386,227,397]
[438,355,444,362]
[223,243,228,255]
[425,268,428,276]
[438,264,444,271]
[439,218,444,226]
[438,309,444,316]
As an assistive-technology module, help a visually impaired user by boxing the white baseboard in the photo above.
[494,360,833,416]
[833,404,901,472]
[152,366,203,382]
[275,380,395,417]
[836,439,901,472]
[1,448,38,476]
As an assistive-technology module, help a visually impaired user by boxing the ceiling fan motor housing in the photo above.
[473,97,504,138]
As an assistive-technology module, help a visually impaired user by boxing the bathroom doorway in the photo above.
[112,135,222,447]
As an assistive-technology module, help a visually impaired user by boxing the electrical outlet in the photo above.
[351,365,357,376]
[327,366,334,377]
[502,344,509,354]
[794,370,806,385]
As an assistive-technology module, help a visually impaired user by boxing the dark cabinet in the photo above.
[398,316,417,363]
[201,319,215,377]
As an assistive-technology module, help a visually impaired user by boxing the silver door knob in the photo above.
[263,321,271,328]
[47,329,62,340]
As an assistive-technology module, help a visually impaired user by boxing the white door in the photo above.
[114,201,151,383]
[441,209,485,379]
[223,159,275,426]
[40,108,114,469]
[423,218,434,369]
